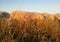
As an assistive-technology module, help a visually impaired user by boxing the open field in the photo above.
[0,11,60,42]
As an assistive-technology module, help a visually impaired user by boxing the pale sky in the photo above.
[0,0,60,13]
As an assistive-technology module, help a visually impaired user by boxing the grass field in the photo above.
[0,11,60,42]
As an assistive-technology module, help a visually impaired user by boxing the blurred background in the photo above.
[0,0,60,14]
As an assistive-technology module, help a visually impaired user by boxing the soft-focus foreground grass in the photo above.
[0,11,60,42]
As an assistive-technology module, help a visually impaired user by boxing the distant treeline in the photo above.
[0,11,60,42]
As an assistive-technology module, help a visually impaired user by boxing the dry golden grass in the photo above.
[0,11,60,42]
